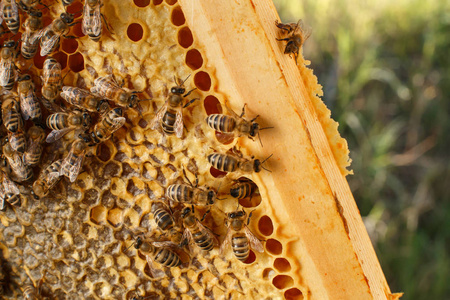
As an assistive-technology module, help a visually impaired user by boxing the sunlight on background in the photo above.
[273,0,450,299]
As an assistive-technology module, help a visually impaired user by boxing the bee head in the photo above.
[171,86,185,95]
[228,210,245,219]
[249,122,260,137]
[60,13,74,24]
[18,74,31,82]
[3,40,15,48]
[81,113,92,128]
[28,9,42,18]
[253,159,262,172]
[180,206,192,218]
[112,107,123,116]
[207,190,216,205]
[134,236,143,249]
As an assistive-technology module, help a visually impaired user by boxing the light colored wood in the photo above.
[179,0,401,299]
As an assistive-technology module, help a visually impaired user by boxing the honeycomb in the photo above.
[0,0,306,299]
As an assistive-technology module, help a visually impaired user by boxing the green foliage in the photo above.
[274,0,450,299]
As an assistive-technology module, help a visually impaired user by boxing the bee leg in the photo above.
[276,37,290,42]
[239,103,247,118]
[101,13,114,35]
[200,209,210,222]
[62,35,78,39]
[182,88,197,98]
[182,97,199,108]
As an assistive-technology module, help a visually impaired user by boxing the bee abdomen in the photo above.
[6,194,21,207]
[207,154,238,172]
[153,208,174,231]
[3,72,15,90]
[232,235,249,261]
[161,110,176,135]
[230,182,255,199]
[166,184,193,203]
[206,114,236,133]
[46,113,67,130]
[155,248,181,267]
[193,231,214,251]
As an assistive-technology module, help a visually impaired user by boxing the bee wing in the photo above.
[43,60,62,83]
[60,152,84,183]
[151,241,178,249]
[145,255,164,278]
[244,226,264,253]
[45,128,73,143]
[109,116,126,134]
[40,33,60,57]
[219,227,233,257]
[175,108,184,138]
[82,4,102,36]
[2,174,20,196]
[19,90,35,121]
[196,220,219,247]
[150,102,168,130]
[181,228,196,255]
[81,3,91,35]
[0,58,13,86]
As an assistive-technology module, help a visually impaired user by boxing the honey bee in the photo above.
[166,182,217,206]
[90,75,144,110]
[61,86,110,113]
[38,12,75,56]
[150,76,198,138]
[0,40,18,90]
[18,0,48,13]
[3,142,32,182]
[45,110,92,143]
[0,0,20,34]
[206,104,262,140]
[17,74,42,122]
[0,159,21,210]
[230,179,257,200]
[82,0,109,42]
[41,57,62,111]
[7,131,26,153]
[207,150,272,174]
[22,272,45,300]
[220,209,264,262]
[275,19,312,64]
[80,107,125,146]
[1,90,23,133]
[130,236,181,278]
[21,9,43,59]
[23,125,45,166]
[59,138,88,182]
[151,202,183,244]
[32,159,62,199]
[180,206,218,253]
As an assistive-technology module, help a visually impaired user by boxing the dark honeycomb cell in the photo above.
[284,288,304,300]
[53,52,68,70]
[194,71,211,91]
[72,22,86,37]
[69,52,85,72]
[133,0,150,6]
[127,23,144,42]
[62,38,79,54]
[243,250,256,264]
[97,143,112,162]
[171,6,185,26]
[101,190,117,209]
[272,275,294,289]
[266,239,283,255]
[81,189,100,207]
[274,258,291,272]
[258,215,274,236]
[166,0,177,5]
[209,166,227,178]
[178,26,193,48]
[153,0,163,4]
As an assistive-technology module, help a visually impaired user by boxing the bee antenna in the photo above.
[260,154,273,172]
[180,74,192,86]
[259,126,274,131]
[258,132,263,147]
[250,115,259,122]
[261,153,273,164]
[183,88,197,98]
[124,241,136,253]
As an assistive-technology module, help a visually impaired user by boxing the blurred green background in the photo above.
[273,0,450,299]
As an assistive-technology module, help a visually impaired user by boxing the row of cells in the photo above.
[133,0,304,299]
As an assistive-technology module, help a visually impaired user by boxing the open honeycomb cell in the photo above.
[0,1,309,299]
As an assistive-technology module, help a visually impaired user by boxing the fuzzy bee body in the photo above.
[23,125,45,166]
[206,106,260,139]
[0,167,21,210]
[0,40,18,90]
[18,74,41,122]
[41,57,62,110]
[2,91,23,133]
[220,210,264,262]
[135,237,181,268]
[61,86,109,113]
[45,110,92,143]
[32,159,62,199]
[230,180,257,199]
[208,152,268,174]
[3,143,32,182]
[39,13,75,56]
[59,138,87,182]
[21,9,43,59]
[151,203,183,244]
[180,206,217,252]
[91,76,140,109]
[166,183,217,206]
[276,19,312,64]
[2,0,20,34]
[81,107,125,146]
[82,0,103,42]
[8,131,26,153]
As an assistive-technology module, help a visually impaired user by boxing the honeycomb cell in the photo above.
[107,207,123,227]
[171,6,185,26]
[62,38,79,54]
[81,189,100,207]
[178,26,193,48]
[127,23,144,42]
[214,132,235,145]
[243,250,256,264]
[133,0,150,7]
[166,0,177,4]
[33,51,45,69]
[194,71,211,91]
[153,0,163,4]
[272,275,294,290]
[69,52,85,72]
[66,1,83,15]
[203,95,222,116]
[284,288,304,300]
[72,22,85,37]
[262,268,274,280]
[274,258,291,273]
[97,143,112,162]
[209,166,227,178]
[53,52,68,70]
[258,215,274,236]
[90,206,107,225]
[239,193,262,208]
[266,239,283,255]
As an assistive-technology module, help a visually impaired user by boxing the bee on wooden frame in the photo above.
[151,75,198,139]
[207,148,272,174]
[275,19,311,64]
[220,209,264,262]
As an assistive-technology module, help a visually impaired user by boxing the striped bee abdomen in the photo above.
[206,114,236,133]
[231,233,250,262]
[154,248,181,267]
[207,153,239,172]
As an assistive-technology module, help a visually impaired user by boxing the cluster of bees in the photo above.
[0,0,311,296]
